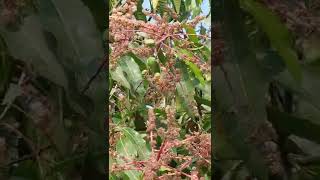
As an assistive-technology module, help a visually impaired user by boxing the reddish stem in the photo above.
[156,139,167,161]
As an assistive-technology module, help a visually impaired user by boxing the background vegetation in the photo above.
[0,0,107,179]
[214,0,320,179]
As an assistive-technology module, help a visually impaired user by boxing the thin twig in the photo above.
[81,54,108,94]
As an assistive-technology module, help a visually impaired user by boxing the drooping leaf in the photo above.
[276,64,320,119]
[115,127,149,179]
[119,56,145,95]
[184,60,205,85]
[38,0,104,86]
[267,107,320,144]
[176,62,196,119]
[214,0,270,178]
[240,0,302,82]
[173,0,181,14]
[176,48,206,84]
[110,66,131,90]
[121,127,151,160]
[0,16,68,89]
[1,83,22,105]
[152,0,160,11]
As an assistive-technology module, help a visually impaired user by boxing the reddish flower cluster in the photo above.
[110,105,211,179]
[109,0,211,179]
[261,0,320,36]
[109,0,210,71]
[144,67,181,105]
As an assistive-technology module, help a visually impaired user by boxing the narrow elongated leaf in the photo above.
[176,48,205,84]
[173,0,181,14]
[176,62,196,118]
[134,0,147,21]
[0,16,68,89]
[184,60,205,85]
[241,0,302,82]
[267,107,320,144]
[152,0,159,11]
[2,84,22,105]
[38,0,104,80]
[215,0,270,178]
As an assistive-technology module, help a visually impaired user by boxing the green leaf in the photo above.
[134,0,146,21]
[80,0,106,32]
[1,83,22,105]
[38,0,104,86]
[147,57,160,73]
[176,62,196,119]
[128,52,146,70]
[184,60,205,85]
[116,129,144,178]
[267,107,320,144]
[275,64,320,128]
[157,49,167,64]
[110,66,131,89]
[173,0,181,14]
[114,128,149,180]
[119,56,145,95]
[176,48,205,84]
[159,166,171,172]
[156,0,167,14]
[176,48,194,58]
[152,0,159,11]
[0,16,68,89]
[116,135,137,159]
[194,95,210,106]
[241,0,302,82]
[302,34,320,64]
[215,0,270,178]
[121,127,151,160]
[183,24,199,44]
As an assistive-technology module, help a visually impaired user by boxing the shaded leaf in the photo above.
[0,16,68,89]
[2,83,22,105]
[267,107,320,144]
[241,0,302,82]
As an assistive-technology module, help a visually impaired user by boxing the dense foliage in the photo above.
[214,0,320,179]
[108,0,211,179]
[0,0,106,179]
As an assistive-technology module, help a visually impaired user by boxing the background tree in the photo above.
[0,0,107,179]
[214,0,320,179]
